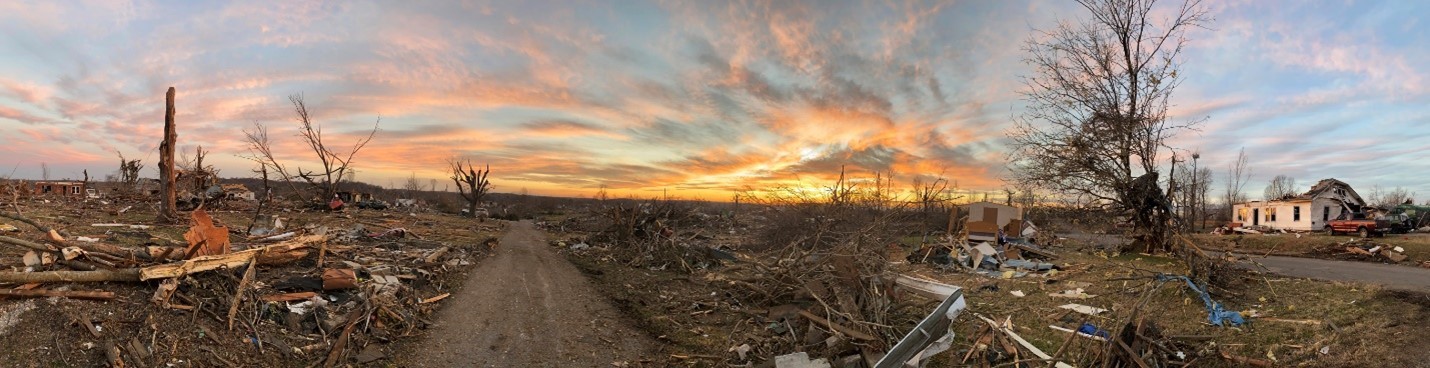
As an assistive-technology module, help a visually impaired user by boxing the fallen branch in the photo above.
[0,212,54,233]
[798,309,878,341]
[1219,349,1274,367]
[0,288,115,300]
[0,269,141,283]
[0,234,54,252]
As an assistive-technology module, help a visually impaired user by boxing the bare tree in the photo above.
[289,94,379,200]
[1223,147,1251,209]
[449,159,491,217]
[402,172,425,193]
[1174,163,1212,229]
[242,94,380,203]
[1368,185,1413,208]
[1263,174,1297,200]
[911,176,951,214]
[1008,0,1209,252]
[1173,153,1212,229]
[242,122,304,199]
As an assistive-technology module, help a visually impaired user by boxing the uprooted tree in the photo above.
[242,94,380,203]
[449,159,491,218]
[1007,0,1210,253]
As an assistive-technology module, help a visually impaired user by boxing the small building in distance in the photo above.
[33,181,86,197]
[1230,178,1364,231]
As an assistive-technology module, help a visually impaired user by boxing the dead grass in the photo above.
[1190,232,1430,262]
[558,222,1430,367]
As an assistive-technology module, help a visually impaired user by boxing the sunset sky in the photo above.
[1,1,1426,201]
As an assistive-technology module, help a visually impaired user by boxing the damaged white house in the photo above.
[1230,178,1365,231]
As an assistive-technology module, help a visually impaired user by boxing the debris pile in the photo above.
[0,206,496,366]
[1319,238,1409,263]
[908,237,1060,279]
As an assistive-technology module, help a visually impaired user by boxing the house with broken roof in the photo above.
[221,184,256,201]
[1230,178,1364,231]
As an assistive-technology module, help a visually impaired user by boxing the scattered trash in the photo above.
[1049,324,1108,341]
[1049,288,1095,299]
[1009,290,1025,297]
[1058,303,1107,315]
[774,352,831,368]
[729,344,751,360]
[974,314,1074,368]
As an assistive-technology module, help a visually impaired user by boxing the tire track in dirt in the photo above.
[396,220,655,367]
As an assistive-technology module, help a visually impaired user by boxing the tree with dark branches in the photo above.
[1007,0,1210,252]
[449,158,491,218]
[288,94,379,200]
[242,94,380,203]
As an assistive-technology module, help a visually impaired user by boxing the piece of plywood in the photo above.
[183,209,231,258]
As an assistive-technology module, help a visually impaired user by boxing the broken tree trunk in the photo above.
[0,288,115,300]
[159,86,179,222]
[140,235,325,281]
[0,269,141,283]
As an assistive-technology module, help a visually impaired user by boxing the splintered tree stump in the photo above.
[159,86,179,222]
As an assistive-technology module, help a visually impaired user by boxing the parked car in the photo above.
[1325,212,1391,238]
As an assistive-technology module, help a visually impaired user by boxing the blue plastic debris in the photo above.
[1156,274,1246,327]
[1077,322,1110,338]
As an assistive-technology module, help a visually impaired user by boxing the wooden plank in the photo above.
[259,292,317,302]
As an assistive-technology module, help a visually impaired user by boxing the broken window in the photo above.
[1266,207,1276,222]
[1323,206,1330,223]
[1237,208,1247,221]
[1294,206,1301,221]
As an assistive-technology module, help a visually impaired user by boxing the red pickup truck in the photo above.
[1325,212,1391,238]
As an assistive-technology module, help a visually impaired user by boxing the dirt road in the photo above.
[396,220,656,367]
[1232,253,1430,292]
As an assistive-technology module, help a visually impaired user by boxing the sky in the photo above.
[0,0,1426,201]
